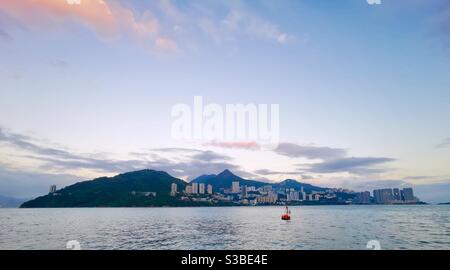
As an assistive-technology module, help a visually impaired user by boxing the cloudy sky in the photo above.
[1,0,450,202]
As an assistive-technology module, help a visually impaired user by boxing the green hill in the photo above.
[21,170,188,208]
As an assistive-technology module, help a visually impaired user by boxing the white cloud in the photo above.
[221,9,292,44]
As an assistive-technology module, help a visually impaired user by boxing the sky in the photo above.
[0,0,450,203]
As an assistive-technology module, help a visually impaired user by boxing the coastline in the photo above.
[14,202,433,209]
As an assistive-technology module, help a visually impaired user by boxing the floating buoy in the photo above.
[281,206,291,220]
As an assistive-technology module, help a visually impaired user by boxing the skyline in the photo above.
[21,168,424,208]
[1,0,450,203]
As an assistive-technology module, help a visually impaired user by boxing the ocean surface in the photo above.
[0,205,449,250]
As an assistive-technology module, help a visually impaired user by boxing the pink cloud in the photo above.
[204,141,261,151]
[155,36,180,53]
[0,0,177,52]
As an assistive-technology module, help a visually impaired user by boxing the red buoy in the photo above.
[281,206,291,220]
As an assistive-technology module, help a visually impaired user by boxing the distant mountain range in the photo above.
[20,169,327,208]
[0,195,28,208]
[191,169,326,193]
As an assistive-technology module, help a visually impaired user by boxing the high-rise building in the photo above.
[356,191,371,204]
[286,189,299,201]
[192,183,199,194]
[207,184,213,195]
[300,191,306,201]
[373,189,380,203]
[402,188,415,202]
[256,194,277,204]
[393,188,401,201]
[373,189,394,204]
[49,185,57,194]
[170,183,177,196]
[232,181,240,193]
[242,185,247,197]
[199,183,205,194]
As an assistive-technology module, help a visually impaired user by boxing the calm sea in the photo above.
[0,205,449,250]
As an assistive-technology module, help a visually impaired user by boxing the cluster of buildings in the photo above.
[355,187,418,204]
[169,181,355,205]
[170,180,421,206]
[170,182,213,197]
[285,187,322,202]
[214,182,280,205]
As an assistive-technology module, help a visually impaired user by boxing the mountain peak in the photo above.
[218,169,235,177]
[282,179,297,183]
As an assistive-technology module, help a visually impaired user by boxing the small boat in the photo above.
[281,206,291,220]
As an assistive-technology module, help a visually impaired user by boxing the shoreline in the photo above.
[11,203,439,209]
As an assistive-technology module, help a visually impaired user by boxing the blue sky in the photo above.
[0,0,450,203]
